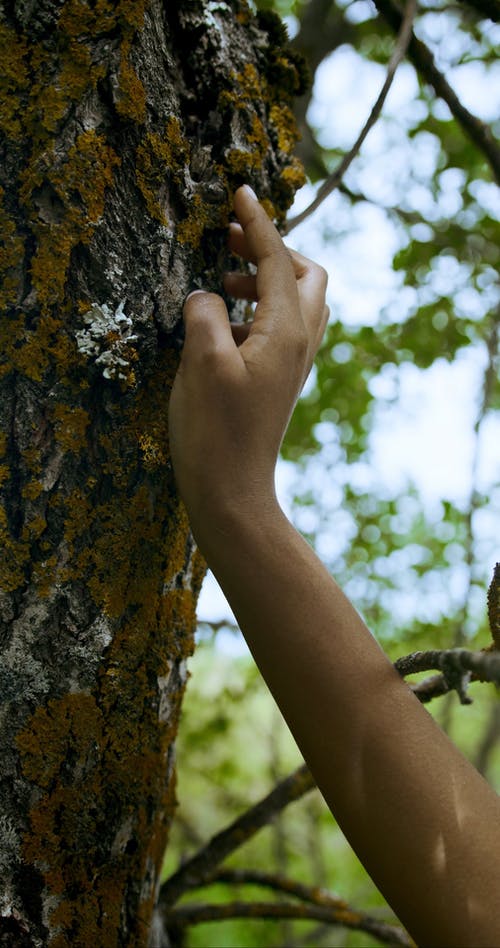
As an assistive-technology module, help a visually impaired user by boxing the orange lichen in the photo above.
[17,664,188,942]
[22,479,44,501]
[22,513,47,542]
[52,403,90,453]
[136,117,190,222]
[17,693,104,790]
[61,489,93,547]
[269,102,300,153]
[20,130,120,315]
[0,186,23,313]
[0,505,30,592]
[33,553,60,598]
[236,2,252,24]
[58,0,147,42]
[6,4,308,944]
[158,589,197,661]
[177,193,214,247]
[17,693,124,944]
[261,197,278,219]
[116,37,147,123]
[21,446,43,478]
[213,53,305,222]
[30,43,105,135]
[226,147,262,176]
[2,313,70,383]
[233,63,261,102]
[0,24,29,140]
[280,158,307,191]
[139,433,167,469]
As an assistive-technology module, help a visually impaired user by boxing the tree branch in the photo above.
[159,764,315,908]
[487,562,500,650]
[165,898,412,946]
[373,0,500,184]
[209,868,409,946]
[291,0,357,180]
[197,618,241,635]
[457,0,500,22]
[395,647,500,704]
[210,867,347,906]
[473,700,500,776]
[285,0,417,233]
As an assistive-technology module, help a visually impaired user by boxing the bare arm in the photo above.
[169,185,500,947]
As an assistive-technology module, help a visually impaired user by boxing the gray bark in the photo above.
[0,1,305,944]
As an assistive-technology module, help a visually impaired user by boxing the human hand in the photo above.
[168,185,329,542]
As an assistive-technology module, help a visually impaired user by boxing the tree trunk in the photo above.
[0,1,305,944]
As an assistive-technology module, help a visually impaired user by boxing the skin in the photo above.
[169,185,500,947]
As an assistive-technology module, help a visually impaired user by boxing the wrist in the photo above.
[188,490,286,563]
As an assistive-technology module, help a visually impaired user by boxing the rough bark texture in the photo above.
[0,1,305,944]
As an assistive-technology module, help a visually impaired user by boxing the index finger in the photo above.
[233,186,300,323]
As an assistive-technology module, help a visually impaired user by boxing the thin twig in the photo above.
[209,867,348,907]
[395,646,500,704]
[473,700,500,776]
[197,618,240,635]
[211,866,410,946]
[457,0,500,19]
[159,764,315,908]
[374,0,500,184]
[165,899,413,946]
[407,672,452,703]
[285,0,417,233]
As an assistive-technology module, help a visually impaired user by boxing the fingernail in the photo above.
[184,289,206,305]
[242,184,258,201]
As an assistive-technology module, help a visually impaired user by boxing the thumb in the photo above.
[182,290,235,363]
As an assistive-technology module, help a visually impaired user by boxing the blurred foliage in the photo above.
[166,636,500,947]
[166,0,500,944]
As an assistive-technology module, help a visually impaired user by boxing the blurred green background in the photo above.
[163,0,500,943]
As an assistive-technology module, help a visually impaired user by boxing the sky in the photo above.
[197,11,500,637]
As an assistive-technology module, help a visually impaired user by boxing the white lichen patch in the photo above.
[75,300,138,381]
[207,0,230,11]
[0,815,21,873]
[204,1,230,41]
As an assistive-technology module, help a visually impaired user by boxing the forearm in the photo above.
[169,188,500,945]
[195,503,500,947]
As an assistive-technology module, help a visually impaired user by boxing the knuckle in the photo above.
[261,242,292,263]
[314,262,329,287]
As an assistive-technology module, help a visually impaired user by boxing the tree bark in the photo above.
[0,1,305,944]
